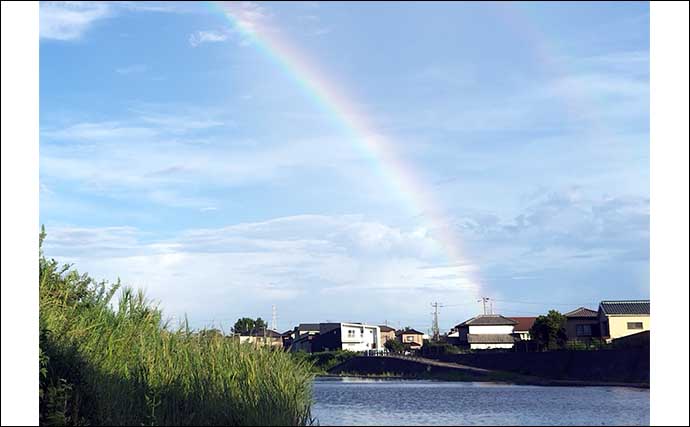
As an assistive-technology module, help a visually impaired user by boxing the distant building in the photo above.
[453,315,517,350]
[238,327,283,349]
[564,307,600,342]
[289,322,382,353]
[598,300,650,342]
[510,317,537,341]
[396,328,425,350]
[379,325,396,344]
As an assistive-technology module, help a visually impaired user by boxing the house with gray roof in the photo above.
[453,315,517,350]
[597,300,650,342]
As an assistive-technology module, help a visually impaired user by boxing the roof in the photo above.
[510,317,537,331]
[379,325,396,333]
[297,323,321,332]
[564,307,598,318]
[396,328,424,336]
[457,315,518,327]
[247,328,281,338]
[467,334,515,344]
[600,300,650,316]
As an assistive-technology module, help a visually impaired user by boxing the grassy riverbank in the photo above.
[39,230,314,426]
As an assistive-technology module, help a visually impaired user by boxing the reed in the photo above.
[39,229,314,426]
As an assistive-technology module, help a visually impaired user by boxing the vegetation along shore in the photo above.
[39,229,314,426]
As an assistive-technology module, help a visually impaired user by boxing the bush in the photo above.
[39,228,314,426]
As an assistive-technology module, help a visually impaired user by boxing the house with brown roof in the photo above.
[598,300,650,342]
[564,307,600,342]
[510,317,537,341]
[453,315,517,350]
[396,328,424,349]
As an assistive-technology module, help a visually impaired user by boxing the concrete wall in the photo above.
[431,348,649,383]
[471,343,513,350]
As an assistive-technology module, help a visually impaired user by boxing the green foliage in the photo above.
[291,350,357,374]
[421,341,459,357]
[39,230,314,426]
[232,317,268,335]
[530,310,568,351]
[384,338,405,354]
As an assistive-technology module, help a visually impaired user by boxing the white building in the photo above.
[453,315,517,350]
[290,322,382,352]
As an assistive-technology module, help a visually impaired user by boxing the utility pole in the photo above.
[271,305,277,331]
[431,302,441,341]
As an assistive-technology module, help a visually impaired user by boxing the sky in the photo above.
[39,1,650,333]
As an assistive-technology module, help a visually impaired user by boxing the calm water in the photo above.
[311,377,649,426]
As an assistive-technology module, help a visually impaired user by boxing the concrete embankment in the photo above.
[329,350,649,388]
[428,348,649,385]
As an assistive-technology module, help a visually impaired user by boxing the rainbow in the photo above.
[207,1,481,296]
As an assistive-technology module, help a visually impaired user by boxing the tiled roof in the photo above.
[600,300,650,315]
[396,328,424,335]
[248,328,282,338]
[298,323,321,331]
[467,334,515,344]
[457,315,518,327]
[564,307,599,318]
[510,317,537,331]
[379,325,396,332]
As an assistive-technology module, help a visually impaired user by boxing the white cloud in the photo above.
[42,216,481,328]
[40,1,112,41]
[188,30,229,47]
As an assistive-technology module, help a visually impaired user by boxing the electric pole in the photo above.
[431,302,441,341]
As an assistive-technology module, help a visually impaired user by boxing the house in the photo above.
[510,317,537,341]
[598,300,650,342]
[290,322,382,353]
[379,325,396,345]
[453,315,517,350]
[564,307,600,342]
[238,327,283,349]
[396,328,424,350]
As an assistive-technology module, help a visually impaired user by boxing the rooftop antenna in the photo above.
[477,297,491,315]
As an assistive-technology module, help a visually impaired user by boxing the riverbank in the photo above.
[326,356,649,388]
[39,231,314,426]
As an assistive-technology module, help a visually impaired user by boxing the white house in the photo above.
[290,322,382,352]
[453,315,517,350]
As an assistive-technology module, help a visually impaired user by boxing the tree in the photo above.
[232,317,256,335]
[232,317,268,335]
[384,338,404,354]
[530,310,568,351]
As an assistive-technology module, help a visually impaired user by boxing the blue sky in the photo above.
[39,1,649,332]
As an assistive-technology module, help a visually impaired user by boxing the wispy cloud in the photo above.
[40,2,112,41]
[188,30,229,47]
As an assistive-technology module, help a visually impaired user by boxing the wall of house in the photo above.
[380,330,396,344]
[470,343,514,350]
[468,325,514,334]
[399,333,423,346]
[340,324,381,351]
[604,316,650,341]
[565,318,600,341]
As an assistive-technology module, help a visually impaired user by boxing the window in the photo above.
[347,329,355,338]
[576,324,592,337]
[406,335,414,342]
[627,322,644,330]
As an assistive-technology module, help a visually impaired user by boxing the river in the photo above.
[311,377,649,426]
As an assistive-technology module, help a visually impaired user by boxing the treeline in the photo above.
[39,228,314,426]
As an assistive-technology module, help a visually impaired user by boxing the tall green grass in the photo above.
[39,229,314,426]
